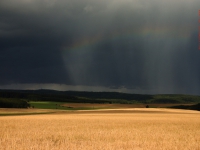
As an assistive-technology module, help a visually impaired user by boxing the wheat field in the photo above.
[0,108,200,150]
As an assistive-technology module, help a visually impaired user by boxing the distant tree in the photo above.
[0,98,30,108]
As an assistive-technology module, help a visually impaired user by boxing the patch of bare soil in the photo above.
[60,103,193,109]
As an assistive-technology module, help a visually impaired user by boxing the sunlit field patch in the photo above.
[0,108,55,116]
[0,108,200,150]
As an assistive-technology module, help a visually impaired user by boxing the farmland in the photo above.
[0,108,200,150]
[1,90,200,149]
[0,108,56,116]
[1,90,200,111]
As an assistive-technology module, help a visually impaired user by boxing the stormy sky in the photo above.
[0,0,200,94]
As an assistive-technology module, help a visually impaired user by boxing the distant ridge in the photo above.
[0,89,200,104]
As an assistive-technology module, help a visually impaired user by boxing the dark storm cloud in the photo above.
[0,0,73,84]
[0,0,200,94]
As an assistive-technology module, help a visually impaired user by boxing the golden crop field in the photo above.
[0,108,56,115]
[0,108,200,150]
